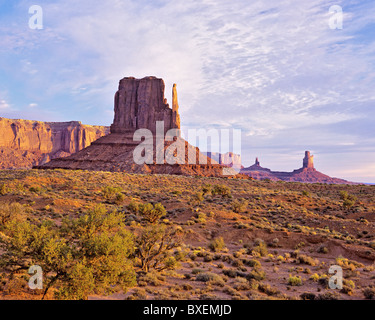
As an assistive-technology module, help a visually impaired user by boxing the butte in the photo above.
[36,76,236,177]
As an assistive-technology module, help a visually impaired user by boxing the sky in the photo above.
[0,0,374,183]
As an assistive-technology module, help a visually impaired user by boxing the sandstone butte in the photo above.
[0,118,109,169]
[240,151,355,184]
[36,76,237,177]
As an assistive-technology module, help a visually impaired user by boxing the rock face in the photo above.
[37,76,235,177]
[111,77,180,135]
[0,118,109,169]
[303,151,314,169]
[172,84,181,131]
[240,151,354,184]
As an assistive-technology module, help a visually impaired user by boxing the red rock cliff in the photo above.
[0,117,109,169]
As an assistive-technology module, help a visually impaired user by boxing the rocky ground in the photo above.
[0,169,374,300]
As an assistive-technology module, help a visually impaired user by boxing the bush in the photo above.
[212,184,232,198]
[196,272,221,283]
[340,191,357,208]
[232,199,248,213]
[135,224,181,272]
[0,202,25,226]
[0,204,136,300]
[251,239,268,257]
[300,292,316,300]
[363,287,375,300]
[246,267,266,281]
[126,200,139,213]
[296,254,318,266]
[288,275,302,286]
[310,273,320,282]
[139,203,166,224]
[0,183,11,196]
[258,283,280,296]
[208,237,226,252]
[316,292,341,300]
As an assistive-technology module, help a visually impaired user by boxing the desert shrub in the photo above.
[192,268,204,275]
[114,192,125,205]
[310,273,320,282]
[243,259,261,268]
[233,277,250,291]
[232,198,248,213]
[296,254,318,266]
[341,279,355,296]
[212,184,231,198]
[203,254,213,262]
[208,237,226,252]
[202,184,212,196]
[300,292,316,300]
[138,203,166,224]
[222,268,240,278]
[126,200,139,213]
[318,246,328,254]
[340,191,357,208]
[0,202,26,227]
[101,186,124,204]
[195,212,207,224]
[246,267,266,281]
[127,288,148,300]
[316,292,341,300]
[250,239,268,257]
[0,183,11,196]
[363,286,375,300]
[135,224,182,272]
[29,186,41,193]
[258,283,280,296]
[288,275,302,286]
[0,204,136,300]
[138,271,165,286]
[196,272,221,283]
[192,192,204,206]
[199,293,217,300]
[208,275,226,287]
[269,238,280,248]
[335,256,364,270]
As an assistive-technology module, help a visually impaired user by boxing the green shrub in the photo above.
[139,203,166,224]
[246,267,266,281]
[0,204,136,300]
[208,237,226,252]
[212,184,232,198]
[0,202,25,226]
[363,287,375,300]
[196,272,221,283]
[288,275,302,286]
[0,183,11,196]
[251,239,268,257]
[232,198,248,213]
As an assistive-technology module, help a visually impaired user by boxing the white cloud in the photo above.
[0,99,10,109]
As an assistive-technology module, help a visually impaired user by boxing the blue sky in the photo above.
[0,0,374,183]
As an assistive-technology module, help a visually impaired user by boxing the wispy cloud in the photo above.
[0,99,10,110]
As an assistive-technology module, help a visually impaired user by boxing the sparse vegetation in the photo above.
[0,169,374,300]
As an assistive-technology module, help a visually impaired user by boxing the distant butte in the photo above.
[240,151,355,184]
